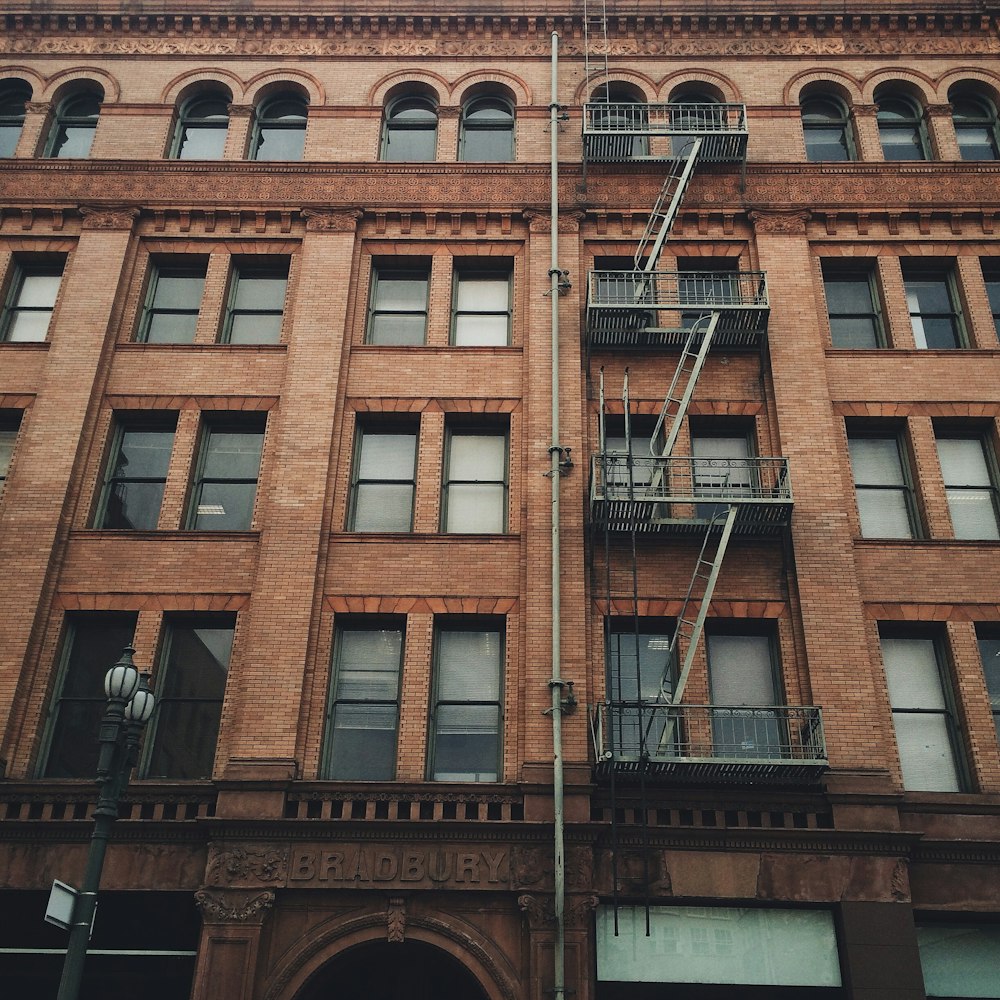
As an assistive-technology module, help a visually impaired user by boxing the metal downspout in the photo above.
[548,29,567,1000]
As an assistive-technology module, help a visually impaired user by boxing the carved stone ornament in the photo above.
[227,103,254,119]
[302,208,363,233]
[438,106,461,120]
[890,858,910,902]
[565,846,594,891]
[924,104,955,119]
[748,210,810,235]
[195,888,275,924]
[387,896,406,943]
[523,210,550,233]
[511,845,551,889]
[518,893,555,929]
[566,894,601,928]
[26,101,51,115]
[79,206,140,231]
[207,845,287,885]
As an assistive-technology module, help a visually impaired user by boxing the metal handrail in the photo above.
[583,102,748,135]
[588,270,768,310]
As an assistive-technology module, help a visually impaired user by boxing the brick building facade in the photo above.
[1,2,999,998]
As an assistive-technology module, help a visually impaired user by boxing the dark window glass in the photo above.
[367,264,429,345]
[690,429,754,519]
[981,260,1000,339]
[348,425,417,532]
[442,428,507,533]
[0,79,30,157]
[822,262,884,348]
[42,614,138,778]
[848,431,918,538]
[879,629,963,791]
[144,615,234,779]
[139,262,207,344]
[324,623,403,779]
[188,418,265,530]
[801,95,854,161]
[97,419,176,530]
[677,256,738,331]
[0,411,22,490]
[935,435,1000,540]
[382,96,437,161]
[876,95,928,160]
[222,262,288,344]
[903,264,965,348]
[0,261,63,342]
[452,265,511,345]
[430,625,502,781]
[976,629,1000,745]
[252,95,307,161]
[172,95,229,160]
[951,93,1000,161]
[460,96,514,162]
[46,92,100,158]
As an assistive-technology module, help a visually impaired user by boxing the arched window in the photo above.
[172,94,230,160]
[801,94,855,161]
[459,95,514,162]
[251,93,308,161]
[381,95,437,162]
[949,90,1000,161]
[590,84,648,158]
[0,79,30,158]
[876,92,929,160]
[45,90,101,158]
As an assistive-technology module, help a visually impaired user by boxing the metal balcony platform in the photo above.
[591,703,828,786]
[586,270,768,350]
[590,454,792,535]
[583,102,748,164]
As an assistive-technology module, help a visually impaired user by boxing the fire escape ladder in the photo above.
[650,312,719,460]
[659,504,739,710]
[634,137,702,272]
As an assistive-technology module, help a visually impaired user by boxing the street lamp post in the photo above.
[55,645,155,1000]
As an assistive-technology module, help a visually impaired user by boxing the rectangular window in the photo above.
[690,426,755,518]
[138,261,207,344]
[902,263,966,349]
[0,411,22,491]
[935,433,1000,540]
[602,417,659,490]
[917,923,1000,998]
[348,423,417,532]
[323,621,403,780]
[706,628,784,759]
[188,416,265,530]
[442,426,508,533]
[1,261,63,342]
[606,619,676,757]
[367,262,429,345]
[976,627,1000,744]
[96,416,177,530]
[221,260,289,345]
[42,613,138,778]
[677,257,738,330]
[879,628,963,792]
[847,429,918,538]
[982,259,1000,339]
[822,261,885,348]
[143,614,234,779]
[451,263,512,346]
[430,624,502,781]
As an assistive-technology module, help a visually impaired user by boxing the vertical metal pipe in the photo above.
[548,28,567,1000]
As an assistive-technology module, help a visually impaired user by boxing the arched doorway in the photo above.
[295,939,491,1000]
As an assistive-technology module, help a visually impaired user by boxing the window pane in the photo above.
[114,429,174,479]
[449,434,505,479]
[830,316,879,348]
[228,313,282,344]
[438,629,502,701]
[376,276,427,310]
[462,128,513,162]
[445,484,504,532]
[45,699,106,778]
[153,274,205,309]
[607,629,673,702]
[892,713,962,791]
[357,433,416,479]
[454,314,509,346]
[52,124,95,158]
[336,629,402,700]
[977,635,1000,742]
[177,127,226,160]
[103,481,166,530]
[882,637,948,709]
[232,275,286,311]
[432,704,499,780]
[194,481,256,529]
[146,312,198,344]
[16,273,61,307]
[160,625,233,700]
[0,124,21,158]
[937,438,991,486]
[457,276,508,311]
[203,431,264,478]
[707,634,776,705]
[6,310,52,342]
[946,489,1000,540]
[328,704,398,779]
[918,924,1000,998]
[856,489,913,538]
[383,128,436,162]
[369,315,426,345]
[255,126,305,161]
[353,484,414,531]
[849,437,905,485]
[145,700,222,779]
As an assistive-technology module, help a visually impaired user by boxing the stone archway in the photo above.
[294,939,491,1000]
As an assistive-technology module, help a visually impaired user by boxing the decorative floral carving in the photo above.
[511,845,551,888]
[387,897,406,943]
[518,893,555,928]
[227,104,254,119]
[565,846,594,891]
[749,210,810,235]
[566,894,600,927]
[207,845,287,885]
[302,208,362,233]
[890,858,910,902]
[195,888,275,924]
[79,206,140,231]
[26,101,51,114]
[524,210,550,234]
